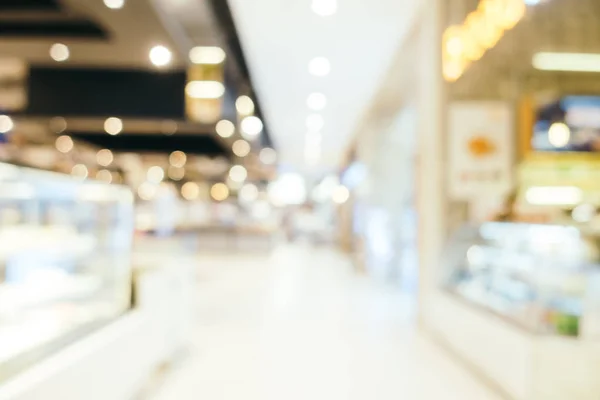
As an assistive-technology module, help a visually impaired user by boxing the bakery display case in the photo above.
[0,163,134,381]
[443,222,600,337]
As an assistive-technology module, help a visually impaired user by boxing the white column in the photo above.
[415,0,447,327]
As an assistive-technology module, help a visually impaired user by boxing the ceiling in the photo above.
[0,0,184,68]
[0,0,273,161]
[451,0,600,100]
[227,0,421,172]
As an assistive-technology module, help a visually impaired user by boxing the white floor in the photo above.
[146,244,503,400]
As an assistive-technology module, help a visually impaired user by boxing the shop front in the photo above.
[419,0,600,399]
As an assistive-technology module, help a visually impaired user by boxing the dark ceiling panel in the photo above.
[27,67,187,119]
[0,20,108,39]
[0,0,61,12]
[71,132,231,157]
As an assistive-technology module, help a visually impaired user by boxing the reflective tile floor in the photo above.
[146,244,502,400]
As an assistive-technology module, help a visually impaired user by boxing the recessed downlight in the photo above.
[50,43,69,62]
[104,117,123,135]
[216,120,235,138]
[309,57,331,76]
[311,0,337,16]
[241,116,263,139]
[55,135,74,153]
[103,0,125,9]
[232,139,251,157]
[149,45,172,67]
[0,115,14,133]
[236,96,255,115]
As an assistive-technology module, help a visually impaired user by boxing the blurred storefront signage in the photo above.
[448,101,513,199]
[442,0,526,82]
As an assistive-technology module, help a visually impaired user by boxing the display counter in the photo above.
[429,222,600,400]
[0,163,134,382]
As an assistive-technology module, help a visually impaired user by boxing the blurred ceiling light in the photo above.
[55,135,74,153]
[239,183,259,203]
[210,182,229,201]
[236,95,255,115]
[443,26,464,58]
[259,147,277,165]
[498,0,526,30]
[104,117,123,135]
[533,52,600,72]
[71,164,88,180]
[149,45,172,67]
[96,169,113,183]
[147,166,164,183]
[309,57,331,76]
[216,119,235,138]
[306,114,325,131]
[138,182,157,201]
[168,166,185,181]
[49,116,67,133]
[241,116,263,139]
[161,120,178,135]
[0,115,13,133]
[267,173,307,206]
[96,149,113,166]
[443,59,465,82]
[103,0,125,9]
[229,165,247,182]
[189,46,226,64]
[50,43,69,62]
[526,186,582,206]
[181,182,201,200]
[548,122,571,148]
[169,150,187,167]
[307,92,327,111]
[311,0,337,16]
[232,139,251,157]
[185,80,225,99]
[331,185,350,204]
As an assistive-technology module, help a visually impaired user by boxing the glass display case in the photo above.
[0,163,134,381]
[443,222,600,337]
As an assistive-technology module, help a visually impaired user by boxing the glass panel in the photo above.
[0,163,134,380]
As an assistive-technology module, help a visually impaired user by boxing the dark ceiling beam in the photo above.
[0,0,63,12]
[70,131,232,158]
[24,67,188,119]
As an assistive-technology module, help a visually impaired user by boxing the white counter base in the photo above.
[0,262,194,400]
[427,290,600,400]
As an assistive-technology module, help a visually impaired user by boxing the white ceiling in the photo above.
[228,0,420,172]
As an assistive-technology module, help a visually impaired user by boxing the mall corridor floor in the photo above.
[146,244,502,400]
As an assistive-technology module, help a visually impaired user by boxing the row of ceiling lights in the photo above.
[304,0,337,166]
[7,0,276,192]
